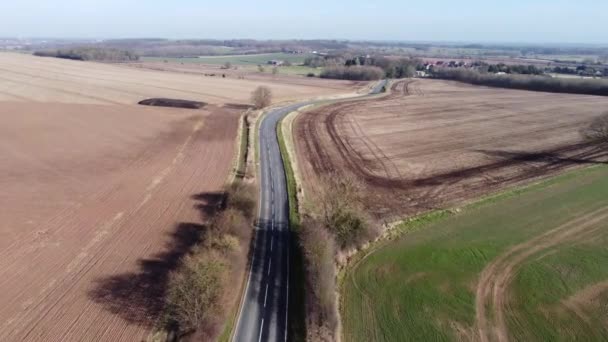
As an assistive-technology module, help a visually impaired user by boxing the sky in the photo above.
[1,0,607,44]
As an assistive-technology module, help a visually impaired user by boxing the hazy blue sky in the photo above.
[1,0,607,44]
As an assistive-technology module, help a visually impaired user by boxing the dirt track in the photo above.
[0,102,239,341]
[295,79,608,219]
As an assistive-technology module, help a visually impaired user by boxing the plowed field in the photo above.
[0,53,360,105]
[0,102,238,341]
[295,79,608,219]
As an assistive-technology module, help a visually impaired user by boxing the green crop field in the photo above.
[342,165,608,342]
[142,52,312,66]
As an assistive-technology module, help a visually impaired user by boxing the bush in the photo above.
[300,219,338,341]
[320,66,384,81]
[211,208,249,244]
[306,72,316,78]
[225,183,256,219]
[251,86,272,109]
[431,68,608,97]
[165,251,228,335]
[319,174,374,249]
[582,112,608,143]
[164,182,256,338]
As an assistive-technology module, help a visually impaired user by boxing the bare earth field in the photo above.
[295,79,608,219]
[0,102,240,341]
[0,53,361,105]
[0,52,364,341]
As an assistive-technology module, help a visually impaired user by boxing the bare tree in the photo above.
[272,66,279,77]
[222,61,232,69]
[582,112,608,143]
[257,64,265,73]
[318,173,375,249]
[299,218,338,341]
[251,86,272,109]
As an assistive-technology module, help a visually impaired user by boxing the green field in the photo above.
[142,52,312,65]
[141,53,322,76]
[342,166,608,342]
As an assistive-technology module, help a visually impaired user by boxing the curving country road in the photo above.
[233,80,387,342]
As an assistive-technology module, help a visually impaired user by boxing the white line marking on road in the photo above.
[285,234,290,342]
[268,259,272,275]
[270,237,274,252]
[258,319,264,342]
[264,283,269,307]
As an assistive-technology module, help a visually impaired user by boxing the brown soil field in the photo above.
[0,53,361,105]
[295,79,608,220]
[0,102,239,341]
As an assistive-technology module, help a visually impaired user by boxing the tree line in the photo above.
[431,68,608,97]
[34,47,139,62]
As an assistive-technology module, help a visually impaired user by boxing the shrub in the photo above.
[306,72,316,78]
[319,174,374,249]
[211,208,249,244]
[251,86,272,109]
[300,219,338,341]
[225,183,256,219]
[165,251,229,335]
[582,112,608,143]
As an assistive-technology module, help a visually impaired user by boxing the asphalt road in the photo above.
[233,80,387,342]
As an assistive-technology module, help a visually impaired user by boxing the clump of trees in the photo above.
[320,66,384,81]
[431,68,608,97]
[373,57,421,78]
[251,86,272,109]
[299,174,376,340]
[582,112,608,143]
[164,183,256,339]
[34,47,139,62]
[480,63,544,75]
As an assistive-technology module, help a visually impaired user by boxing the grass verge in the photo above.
[235,114,249,179]
[341,165,608,341]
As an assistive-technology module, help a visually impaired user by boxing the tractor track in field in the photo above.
[475,205,608,342]
[295,79,608,219]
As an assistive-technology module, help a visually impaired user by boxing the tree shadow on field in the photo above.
[87,191,226,327]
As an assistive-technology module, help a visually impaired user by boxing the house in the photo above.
[415,71,427,78]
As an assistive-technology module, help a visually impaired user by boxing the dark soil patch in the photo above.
[139,98,207,109]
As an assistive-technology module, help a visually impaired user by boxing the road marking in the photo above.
[264,283,269,307]
[285,238,290,342]
[270,237,274,252]
[258,319,264,342]
[268,259,272,275]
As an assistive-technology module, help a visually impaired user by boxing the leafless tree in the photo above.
[251,86,272,109]
[582,112,608,143]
